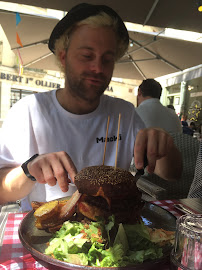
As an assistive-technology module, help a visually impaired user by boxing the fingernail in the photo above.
[136,162,143,168]
[62,187,69,192]
[148,166,155,173]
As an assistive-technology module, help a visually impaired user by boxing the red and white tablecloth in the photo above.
[151,199,182,218]
[0,200,184,270]
[0,213,47,270]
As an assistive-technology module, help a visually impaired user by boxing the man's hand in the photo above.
[27,151,77,192]
[134,128,180,179]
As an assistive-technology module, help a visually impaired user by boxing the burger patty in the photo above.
[82,194,144,223]
[84,195,109,210]
[84,194,143,212]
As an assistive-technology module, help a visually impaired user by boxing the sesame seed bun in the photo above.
[74,165,139,198]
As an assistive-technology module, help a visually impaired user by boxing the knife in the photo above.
[174,203,196,215]
[133,154,148,182]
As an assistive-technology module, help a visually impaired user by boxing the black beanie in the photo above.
[48,3,129,54]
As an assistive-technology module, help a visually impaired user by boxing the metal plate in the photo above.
[18,202,176,270]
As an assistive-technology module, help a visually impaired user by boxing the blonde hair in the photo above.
[54,12,128,71]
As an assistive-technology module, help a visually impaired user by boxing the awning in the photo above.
[1,0,202,33]
[0,11,59,71]
[113,31,202,80]
[1,11,202,81]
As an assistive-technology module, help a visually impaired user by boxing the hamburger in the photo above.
[33,165,144,231]
[74,165,144,224]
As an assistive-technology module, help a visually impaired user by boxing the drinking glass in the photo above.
[170,214,202,270]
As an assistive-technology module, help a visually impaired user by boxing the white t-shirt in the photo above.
[0,90,145,211]
[136,99,182,134]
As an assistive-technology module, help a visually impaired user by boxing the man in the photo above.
[181,114,195,136]
[0,3,182,211]
[136,79,182,134]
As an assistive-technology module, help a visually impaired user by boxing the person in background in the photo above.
[181,116,195,136]
[181,114,188,127]
[136,79,182,134]
[188,141,202,197]
[189,122,196,132]
[167,104,175,111]
[0,3,182,211]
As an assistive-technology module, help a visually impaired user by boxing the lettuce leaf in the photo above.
[113,223,129,255]
[123,221,163,263]
[44,216,164,267]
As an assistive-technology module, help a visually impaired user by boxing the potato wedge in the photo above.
[34,200,59,221]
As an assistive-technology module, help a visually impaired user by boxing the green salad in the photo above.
[44,216,173,267]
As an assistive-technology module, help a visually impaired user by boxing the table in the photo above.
[0,198,201,270]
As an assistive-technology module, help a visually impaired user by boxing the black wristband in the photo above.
[21,154,39,181]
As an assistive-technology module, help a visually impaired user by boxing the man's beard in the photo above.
[65,63,111,103]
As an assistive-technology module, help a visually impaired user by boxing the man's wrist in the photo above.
[21,154,39,181]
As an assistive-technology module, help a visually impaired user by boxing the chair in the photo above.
[136,133,200,200]
[0,201,20,213]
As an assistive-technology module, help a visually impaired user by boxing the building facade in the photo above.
[158,65,202,127]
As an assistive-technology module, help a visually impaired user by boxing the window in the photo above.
[10,89,35,107]
[175,97,180,105]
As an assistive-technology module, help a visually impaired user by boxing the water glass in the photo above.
[170,214,202,270]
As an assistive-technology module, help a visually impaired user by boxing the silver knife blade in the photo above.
[174,204,196,215]
[133,169,145,182]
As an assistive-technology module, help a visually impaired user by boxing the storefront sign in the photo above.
[105,86,114,92]
[190,92,202,97]
[0,72,61,89]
